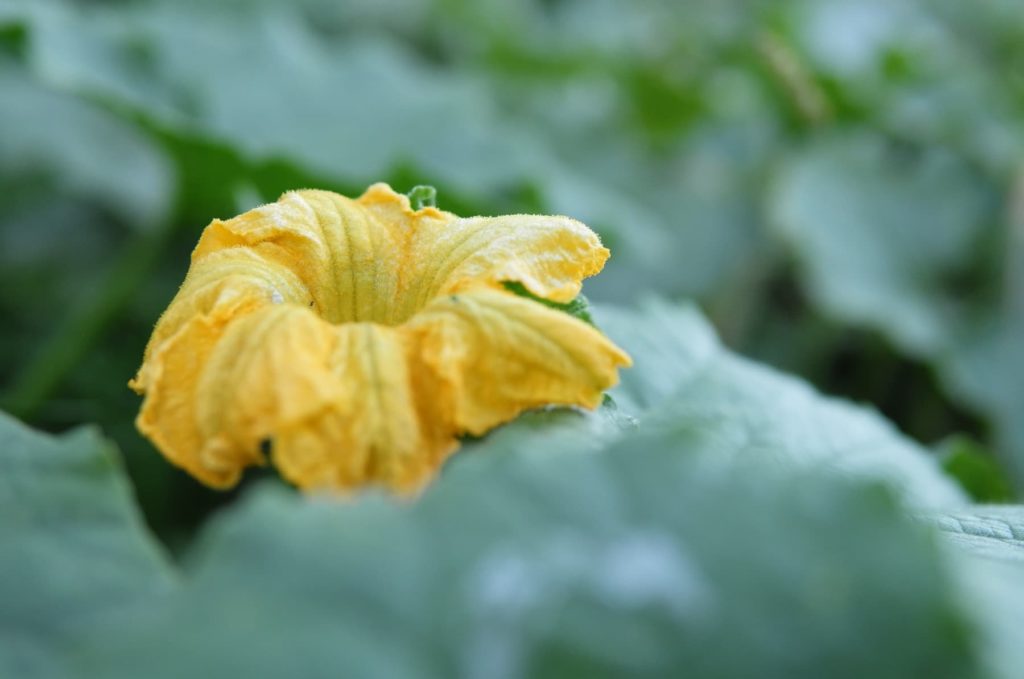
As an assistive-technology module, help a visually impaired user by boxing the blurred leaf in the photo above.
[940,311,1024,485]
[929,505,1024,565]
[0,411,174,679]
[4,0,773,302]
[770,130,997,355]
[80,433,977,678]
[937,435,1014,503]
[785,0,1024,173]
[0,66,172,228]
[0,61,174,400]
[594,300,719,414]
[536,116,775,302]
[14,3,536,195]
[459,397,637,464]
[925,504,1024,679]
[597,299,968,508]
[0,304,1003,679]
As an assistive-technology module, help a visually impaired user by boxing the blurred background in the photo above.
[1,0,1022,546]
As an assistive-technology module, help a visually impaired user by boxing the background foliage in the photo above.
[2,0,1024,676]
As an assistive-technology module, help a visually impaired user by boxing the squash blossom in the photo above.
[130,183,631,493]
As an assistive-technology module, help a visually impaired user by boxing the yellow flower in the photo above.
[130,183,631,493]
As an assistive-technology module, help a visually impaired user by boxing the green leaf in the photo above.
[80,436,978,678]
[594,300,719,415]
[923,505,1024,679]
[940,312,1024,485]
[3,0,769,303]
[954,555,1024,679]
[927,505,1024,565]
[0,411,174,679]
[937,435,1014,503]
[459,396,637,464]
[503,281,594,326]
[769,130,997,355]
[0,66,172,229]
[473,298,965,510]
[14,3,533,197]
[596,299,967,509]
[784,0,1024,174]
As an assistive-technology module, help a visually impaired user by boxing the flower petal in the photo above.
[132,249,311,487]
[181,304,450,493]
[272,323,454,493]
[408,212,609,308]
[134,314,239,487]
[195,189,403,324]
[407,289,632,435]
[190,305,339,482]
[133,247,310,380]
[353,183,609,313]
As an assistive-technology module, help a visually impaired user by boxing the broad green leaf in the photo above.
[538,122,772,303]
[594,300,719,415]
[785,0,1024,174]
[474,298,966,509]
[953,556,1024,679]
[940,312,1024,485]
[459,397,636,462]
[0,412,174,679]
[769,130,997,355]
[596,299,967,508]
[80,436,978,678]
[11,2,536,195]
[923,505,1024,679]
[2,0,770,302]
[937,435,1014,503]
[0,65,172,229]
[0,64,174,398]
[928,505,1024,565]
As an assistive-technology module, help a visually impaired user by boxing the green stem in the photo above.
[756,30,833,128]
